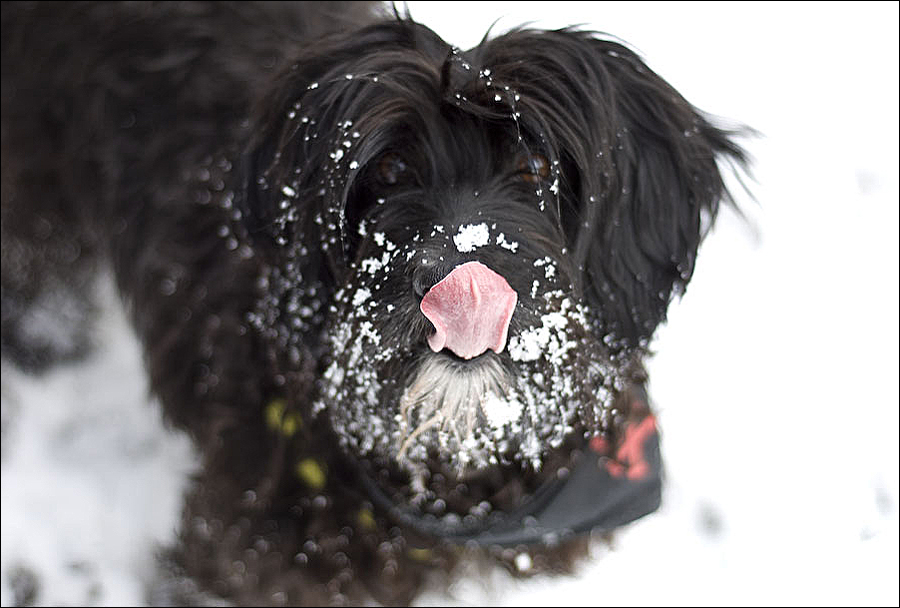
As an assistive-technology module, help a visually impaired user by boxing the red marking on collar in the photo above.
[605,416,657,480]
[589,435,610,455]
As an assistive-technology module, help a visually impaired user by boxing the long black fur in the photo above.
[1,2,748,605]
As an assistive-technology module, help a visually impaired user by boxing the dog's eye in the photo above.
[516,153,550,184]
[376,152,410,186]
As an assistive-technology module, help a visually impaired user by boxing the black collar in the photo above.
[360,413,662,547]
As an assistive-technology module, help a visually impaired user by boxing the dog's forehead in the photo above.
[292,31,569,149]
[409,119,522,186]
[314,87,536,191]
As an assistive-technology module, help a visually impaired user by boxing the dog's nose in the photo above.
[419,261,518,360]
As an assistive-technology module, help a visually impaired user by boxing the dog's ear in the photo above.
[479,30,750,349]
[577,36,749,349]
[582,37,751,349]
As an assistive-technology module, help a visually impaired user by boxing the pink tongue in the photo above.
[420,261,518,360]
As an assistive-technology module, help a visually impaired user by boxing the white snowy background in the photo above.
[2,1,898,605]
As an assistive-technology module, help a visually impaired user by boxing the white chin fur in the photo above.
[396,353,520,468]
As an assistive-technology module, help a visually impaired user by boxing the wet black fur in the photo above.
[1,2,748,605]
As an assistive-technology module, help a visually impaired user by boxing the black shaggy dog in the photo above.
[1,2,748,605]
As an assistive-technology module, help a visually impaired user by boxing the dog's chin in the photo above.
[396,350,518,468]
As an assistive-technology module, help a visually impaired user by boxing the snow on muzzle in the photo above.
[419,261,518,360]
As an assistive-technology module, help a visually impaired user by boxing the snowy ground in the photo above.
[2,2,898,606]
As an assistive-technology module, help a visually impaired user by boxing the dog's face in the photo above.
[241,21,741,516]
